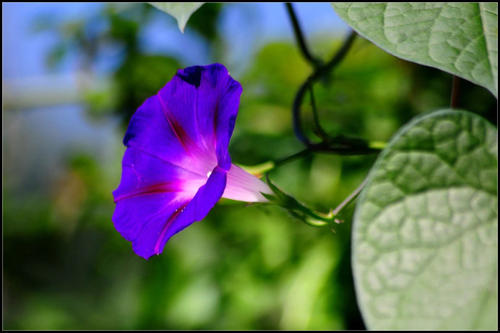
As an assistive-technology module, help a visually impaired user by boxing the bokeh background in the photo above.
[2,2,497,330]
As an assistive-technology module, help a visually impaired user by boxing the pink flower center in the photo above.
[179,153,271,203]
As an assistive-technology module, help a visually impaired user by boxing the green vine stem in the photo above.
[259,174,369,229]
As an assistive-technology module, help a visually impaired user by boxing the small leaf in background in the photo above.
[150,2,204,33]
[332,3,498,97]
[352,109,498,330]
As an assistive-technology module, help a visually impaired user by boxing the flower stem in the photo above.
[450,75,461,109]
[238,161,276,176]
[331,177,368,217]
[239,139,386,177]
[263,174,370,229]
[368,141,387,150]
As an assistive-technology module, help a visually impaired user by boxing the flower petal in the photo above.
[113,63,243,259]
[112,148,228,259]
[213,76,242,170]
[113,146,203,202]
[129,166,226,260]
[112,147,199,243]
[222,164,272,202]
[113,192,186,249]
[123,94,206,175]
[143,166,227,259]
[158,64,242,171]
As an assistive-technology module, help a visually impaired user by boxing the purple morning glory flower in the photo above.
[112,63,271,259]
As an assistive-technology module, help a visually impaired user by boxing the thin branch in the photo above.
[269,138,380,174]
[450,75,461,109]
[285,3,322,67]
[262,172,370,229]
[292,30,357,147]
[273,148,311,168]
[322,30,357,71]
[331,177,368,217]
[309,86,329,140]
[285,5,375,156]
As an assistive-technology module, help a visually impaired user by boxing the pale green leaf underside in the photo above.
[150,2,204,32]
[332,3,498,97]
[353,109,498,330]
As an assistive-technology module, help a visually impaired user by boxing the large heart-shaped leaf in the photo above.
[353,109,498,329]
[332,3,498,97]
[150,2,204,32]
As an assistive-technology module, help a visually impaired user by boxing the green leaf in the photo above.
[352,109,498,330]
[150,2,204,33]
[332,3,498,97]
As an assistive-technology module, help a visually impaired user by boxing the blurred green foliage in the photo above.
[3,3,497,330]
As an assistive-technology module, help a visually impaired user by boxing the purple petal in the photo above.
[158,64,242,170]
[123,94,207,175]
[113,146,203,201]
[112,147,197,243]
[213,77,242,170]
[113,192,186,247]
[112,143,221,259]
[139,166,227,259]
[113,63,243,259]
[117,166,226,260]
